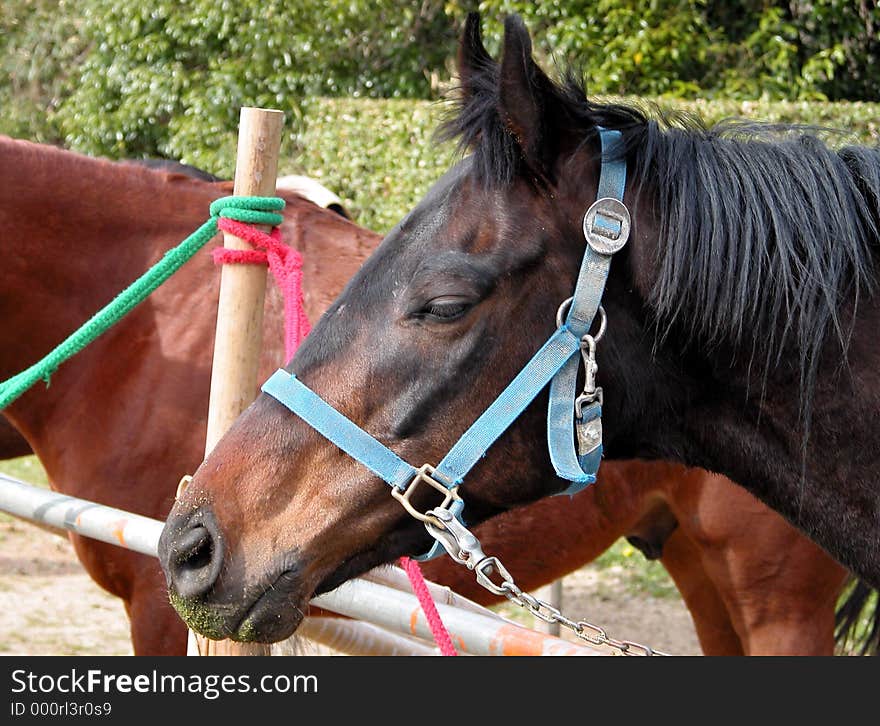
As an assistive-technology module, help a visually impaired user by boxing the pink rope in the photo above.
[399,556,458,656]
[213,216,457,656]
[213,217,311,361]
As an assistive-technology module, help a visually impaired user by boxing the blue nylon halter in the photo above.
[261,128,629,560]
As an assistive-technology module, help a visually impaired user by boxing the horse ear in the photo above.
[497,15,551,174]
[457,12,494,102]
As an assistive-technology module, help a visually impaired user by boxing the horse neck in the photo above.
[0,137,225,472]
[606,139,880,585]
[1,139,214,368]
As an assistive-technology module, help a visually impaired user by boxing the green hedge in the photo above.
[285,96,880,233]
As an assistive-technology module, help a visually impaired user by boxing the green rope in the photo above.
[0,195,285,411]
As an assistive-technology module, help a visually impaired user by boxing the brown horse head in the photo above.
[159,13,880,643]
[159,14,620,641]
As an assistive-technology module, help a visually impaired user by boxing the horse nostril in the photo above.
[175,526,214,569]
[161,512,225,600]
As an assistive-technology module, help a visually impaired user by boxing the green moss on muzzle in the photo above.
[168,591,231,641]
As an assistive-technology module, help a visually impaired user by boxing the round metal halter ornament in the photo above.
[583,197,631,255]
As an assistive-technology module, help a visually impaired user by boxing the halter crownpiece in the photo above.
[260,127,630,562]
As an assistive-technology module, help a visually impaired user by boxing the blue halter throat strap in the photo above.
[261,128,630,561]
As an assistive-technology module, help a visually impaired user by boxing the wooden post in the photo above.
[189,106,285,657]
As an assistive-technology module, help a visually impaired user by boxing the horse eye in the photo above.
[420,296,473,322]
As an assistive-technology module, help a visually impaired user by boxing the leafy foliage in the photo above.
[462,1,879,101]
[1,0,457,161]
[0,0,87,143]
[460,1,715,98]
[1,1,877,234]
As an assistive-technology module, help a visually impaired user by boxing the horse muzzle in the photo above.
[158,504,309,643]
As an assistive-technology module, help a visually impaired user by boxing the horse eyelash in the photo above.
[415,298,473,322]
[426,302,469,319]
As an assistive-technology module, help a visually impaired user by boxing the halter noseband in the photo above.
[261,128,630,560]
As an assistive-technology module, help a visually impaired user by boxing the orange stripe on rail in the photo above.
[490,624,604,656]
[110,519,127,547]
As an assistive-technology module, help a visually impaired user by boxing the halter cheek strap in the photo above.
[260,128,630,560]
[548,128,628,494]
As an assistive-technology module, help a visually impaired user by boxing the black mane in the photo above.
[637,121,879,386]
[442,63,880,433]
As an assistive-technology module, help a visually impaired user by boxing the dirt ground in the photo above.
[0,516,701,657]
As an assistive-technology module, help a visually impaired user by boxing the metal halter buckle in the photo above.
[391,464,460,525]
[583,197,631,255]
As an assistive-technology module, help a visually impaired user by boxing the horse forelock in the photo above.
[438,63,646,186]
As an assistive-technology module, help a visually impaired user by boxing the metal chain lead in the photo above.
[422,508,672,657]
[497,572,669,656]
